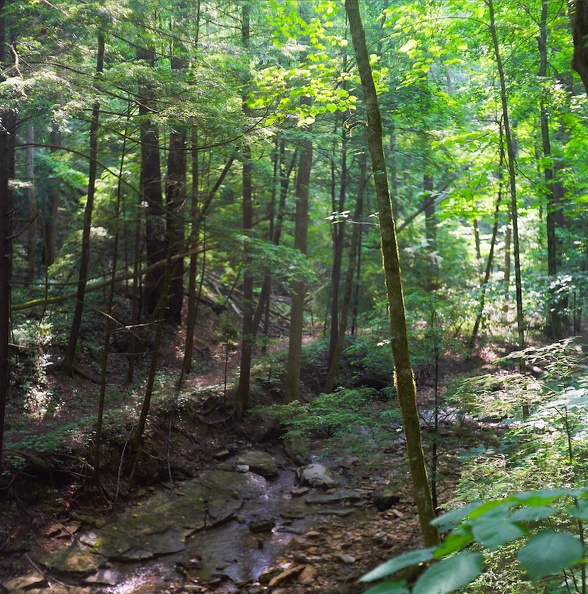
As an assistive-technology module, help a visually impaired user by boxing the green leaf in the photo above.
[434,528,473,558]
[431,502,481,530]
[474,5,484,19]
[472,514,526,550]
[363,581,409,594]
[399,39,418,54]
[469,499,514,520]
[512,489,572,506]
[509,506,557,522]
[517,530,584,581]
[568,498,588,521]
[360,548,436,583]
[325,102,337,113]
[413,552,484,594]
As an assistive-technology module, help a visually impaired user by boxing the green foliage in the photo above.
[341,336,394,389]
[361,487,588,594]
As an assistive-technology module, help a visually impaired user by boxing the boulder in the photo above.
[283,434,311,465]
[296,463,339,489]
[237,450,279,478]
[240,410,283,442]
[247,513,276,533]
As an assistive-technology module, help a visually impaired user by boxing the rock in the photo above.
[283,434,311,465]
[305,489,367,505]
[237,450,278,478]
[259,567,282,584]
[315,508,355,517]
[39,543,104,576]
[291,486,310,497]
[373,486,400,511]
[241,410,283,442]
[90,470,264,562]
[336,554,357,564]
[268,565,305,587]
[83,568,119,585]
[299,564,318,582]
[296,463,339,489]
[212,449,231,460]
[2,573,48,592]
[247,514,275,533]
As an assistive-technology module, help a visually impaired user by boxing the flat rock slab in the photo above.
[89,470,265,562]
[305,490,368,505]
[39,544,103,576]
[236,450,279,478]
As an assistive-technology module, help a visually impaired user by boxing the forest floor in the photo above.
[0,308,502,594]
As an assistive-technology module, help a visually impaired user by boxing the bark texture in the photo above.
[345,0,439,547]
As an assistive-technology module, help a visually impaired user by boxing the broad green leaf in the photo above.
[325,102,337,113]
[468,499,514,520]
[569,498,588,520]
[472,515,526,550]
[363,581,409,594]
[434,528,473,558]
[509,506,557,522]
[517,530,584,581]
[413,552,484,594]
[431,502,482,530]
[474,5,484,19]
[360,548,436,583]
[512,489,572,506]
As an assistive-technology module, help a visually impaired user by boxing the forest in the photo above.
[1,0,588,592]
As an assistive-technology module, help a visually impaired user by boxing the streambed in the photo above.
[4,452,370,594]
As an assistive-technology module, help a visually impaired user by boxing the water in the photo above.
[102,469,315,593]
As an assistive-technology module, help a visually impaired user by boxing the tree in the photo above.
[345,0,439,547]
[284,1,314,405]
[0,0,16,469]
[62,30,105,373]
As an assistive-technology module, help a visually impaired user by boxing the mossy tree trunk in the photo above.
[345,0,439,547]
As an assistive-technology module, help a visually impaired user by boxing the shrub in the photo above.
[360,487,588,594]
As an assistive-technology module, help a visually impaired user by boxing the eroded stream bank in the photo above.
[3,447,406,594]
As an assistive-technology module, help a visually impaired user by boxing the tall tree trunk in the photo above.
[423,172,438,291]
[138,45,166,317]
[182,150,234,376]
[469,124,505,350]
[0,0,16,469]
[63,31,105,373]
[235,3,255,418]
[43,74,63,269]
[572,0,588,92]
[93,117,128,483]
[284,1,313,405]
[346,0,439,547]
[256,139,297,352]
[284,110,313,404]
[182,1,202,376]
[538,0,562,339]
[324,154,366,393]
[25,125,37,283]
[327,121,348,371]
[182,128,200,376]
[488,0,525,356]
[165,119,187,325]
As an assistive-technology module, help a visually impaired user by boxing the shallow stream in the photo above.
[101,468,315,593]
